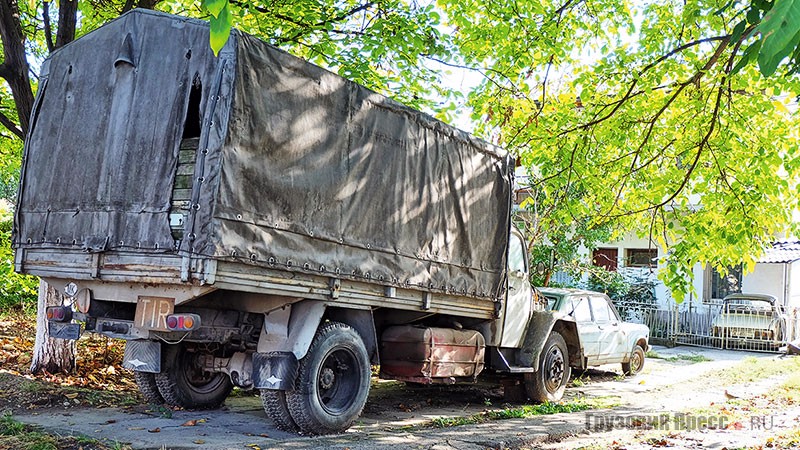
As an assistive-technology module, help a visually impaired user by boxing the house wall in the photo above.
[790,261,800,307]
[742,263,786,303]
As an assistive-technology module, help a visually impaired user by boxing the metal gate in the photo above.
[613,298,800,353]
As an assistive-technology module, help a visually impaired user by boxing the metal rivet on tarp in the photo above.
[72,239,77,245]
[119,241,124,246]
[136,241,141,248]
[335,268,341,275]
[56,238,61,244]
[286,260,293,268]
[230,250,237,256]
[188,233,196,240]
[250,254,258,261]
[192,204,200,210]
[197,176,205,183]
[236,214,242,220]
[364,272,371,279]
[155,243,160,249]
[366,244,371,249]
[319,265,326,273]
[303,263,311,270]
[26,239,31,244]
[268,257,275,266]
[309,231,314,237]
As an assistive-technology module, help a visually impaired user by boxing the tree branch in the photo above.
[0,110,24,139]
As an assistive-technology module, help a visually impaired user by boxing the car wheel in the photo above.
[621,345,645,376]
[261,389,300,432]
[524,331,571,403]
[155,343,233,409]
[285,322,371,435]
[134,371,164,405]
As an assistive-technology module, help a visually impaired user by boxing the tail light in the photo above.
[46,306,73,323]
[166,313,201,331]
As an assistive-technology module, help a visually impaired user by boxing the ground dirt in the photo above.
[1,315,799,449]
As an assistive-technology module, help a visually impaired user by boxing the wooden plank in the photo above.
[176,165,195,176]
[171,188,192,201]
[174,175,193,189]
[180,137,200,150]
[179,150,196,164]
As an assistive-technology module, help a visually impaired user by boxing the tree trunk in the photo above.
[55,0,78,48]
[30,280,76,374]
[0,0,35,135]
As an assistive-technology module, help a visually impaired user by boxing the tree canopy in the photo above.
[1,0,799,303]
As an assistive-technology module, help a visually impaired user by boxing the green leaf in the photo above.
[730,19,747,44]
[27,0,36,11]
[731,39,762,75]
[202,0,227,18]
[209,2,232,56]
[754,0,800,76]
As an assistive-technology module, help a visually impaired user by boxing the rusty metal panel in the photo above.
[379,326,485,383]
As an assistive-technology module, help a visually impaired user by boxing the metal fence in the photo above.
[613,298,800,353]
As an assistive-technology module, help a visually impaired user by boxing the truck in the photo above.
[13,10,583,435]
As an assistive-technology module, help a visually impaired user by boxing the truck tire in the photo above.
[260,390,299,432]
[524,331,571,403]
[155,344,233,409]
[134,371,164,405]
[286,322,371,435]
[621,344,645,376]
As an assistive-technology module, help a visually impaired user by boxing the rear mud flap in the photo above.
[123,340,161,373]
[253,352,298,390]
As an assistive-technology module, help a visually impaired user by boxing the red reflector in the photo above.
[46,306,72,323]
[165,314,200,331]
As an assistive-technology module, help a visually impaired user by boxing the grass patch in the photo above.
[0,413,129,450]
[645,351,711,363]
[715,355,800,385]
[427,396,621,428]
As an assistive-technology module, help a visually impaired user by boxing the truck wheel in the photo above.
[155,344,233,409]
[134,371,164,405]
[621,345,645,376]
[524,331,570,403]
[260,390,299,432]
[286,322,371,435]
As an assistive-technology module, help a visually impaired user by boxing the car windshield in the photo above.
[725,299,773,312]
[544,295,559,310]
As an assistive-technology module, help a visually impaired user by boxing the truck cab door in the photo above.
[500,231,534,348]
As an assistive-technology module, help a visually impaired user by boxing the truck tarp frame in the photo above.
[14,10,514,302]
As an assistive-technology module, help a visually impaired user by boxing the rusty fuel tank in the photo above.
[379,325,485,384]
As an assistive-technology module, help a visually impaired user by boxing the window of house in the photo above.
[708,264,742,300]
[625,248,657,268]
[592,248,618,271]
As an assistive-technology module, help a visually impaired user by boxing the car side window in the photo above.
[508,233,527,274]
[589,296,615,323]
[571,297,592,322]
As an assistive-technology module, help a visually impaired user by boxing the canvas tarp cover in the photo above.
[15,11,219,252]
[15,10,513,301]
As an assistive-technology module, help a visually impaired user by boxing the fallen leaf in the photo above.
[638,380,646,385]
[194,440,205,444]
[181,419,198,427]
[127,427,145,431]
[259,433,269,437]
[104,419,116,424]
[64,393,79,399]
[148,427,161,433]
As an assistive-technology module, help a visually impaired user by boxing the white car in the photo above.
[537,287,650,375]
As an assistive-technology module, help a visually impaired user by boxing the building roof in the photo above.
[758,239,800,264]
